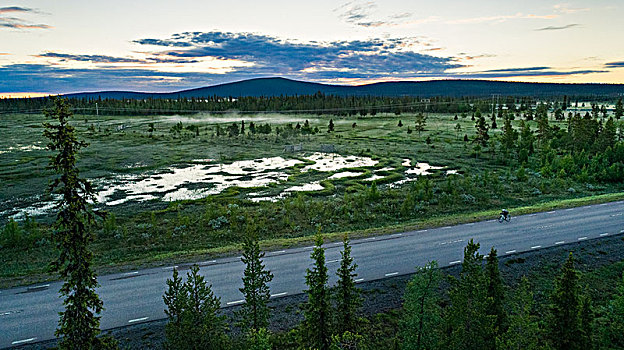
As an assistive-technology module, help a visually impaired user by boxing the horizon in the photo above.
[1,0,623,96]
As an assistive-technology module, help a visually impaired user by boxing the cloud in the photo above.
[535,23,580,31]
[553,4,590,14]
[38,52,199,64]
[0,6,51,30]
[448,13,558,24]
[461,67,606,79]
[0,6,34,14]
[605,62,624,68]
[335,0,418,28]
[134,31,460,76]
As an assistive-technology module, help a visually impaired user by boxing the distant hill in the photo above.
[63,77,624,99]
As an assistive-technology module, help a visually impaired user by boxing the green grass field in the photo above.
[1,109,623,287]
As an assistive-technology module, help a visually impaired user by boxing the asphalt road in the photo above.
[2,201,624,348]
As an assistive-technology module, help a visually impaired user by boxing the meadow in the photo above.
[1,106,623,286]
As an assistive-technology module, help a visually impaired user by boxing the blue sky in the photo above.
[1,0,623,95]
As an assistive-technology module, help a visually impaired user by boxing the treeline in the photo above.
[2,93,618,117]
[468,100,624,183]
[157,233,624,350]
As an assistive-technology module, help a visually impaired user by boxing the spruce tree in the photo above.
[496,277,540,350]
[599,273,624,347]
[164,265,228,350]
[400,261,442,350]
[301,232,332,350]
[485,248,507,335]
[44,98,104,349]
[239,228,274,333]
[446,240,495,350]
[414,113,427,136]
[548,253,582,350]
[474,115,490,147]
[334,234,361,335]
[328,119,335,132]
[616,98,623,120]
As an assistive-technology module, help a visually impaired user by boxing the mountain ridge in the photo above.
[63,77,624,99]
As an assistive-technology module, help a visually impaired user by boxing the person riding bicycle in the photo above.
[500,209,510,220]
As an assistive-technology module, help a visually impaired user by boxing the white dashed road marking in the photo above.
[505,250,516,254]
[449,260,461,265]
[327,259,340,263]
[12,338,36,345]
[128,317,149,323]
[578,237,588,241]
[124,271,138,276]
[555,241,565,245]
[531,245,541,249]
[600,233,609,237]
[385,272,399,277]
[355,278,364,283]
[271,292,288,298]
[226,300,245,305]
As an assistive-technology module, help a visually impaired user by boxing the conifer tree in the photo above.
[446,240,495,350]
[548,253,582,350]
[474,115,490,147]
[599,273,624,347]
[400,261,442,350]
[239,226,274,333]
[616,98,623,120]
[334,234,361,335]
[414,113,427,136]
[328,119,335,133]
[44,98,105,349]
[301,232,332,350]
[163,265,228,350]
[485,248,507,335]
[496,277,540,350]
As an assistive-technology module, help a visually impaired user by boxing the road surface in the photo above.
[1,201,624,348]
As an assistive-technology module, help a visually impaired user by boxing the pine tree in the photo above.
[578,294,593,350]
[455,123,462,140]
[43,98,104,349]
[239,227,274,333]
[301,232,332,350]
[328,119,335,133]
[599,273,624,347]
[548,253,582,350]
[334,234,361,335]
[414,113,427,136]
[163,268,186,349]
[496,277,540,350]
[164,265,228,350]
[474,115,490,147]
[485,248,507,335]
[500,117,517,153]
[398,120,403,127]
[616,98,623,120]
[446,240,495,350]
[400,261,442,350]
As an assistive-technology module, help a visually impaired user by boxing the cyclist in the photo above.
[500,209,510,221]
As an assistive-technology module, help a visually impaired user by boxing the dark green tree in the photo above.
[328,119,335,133]
[616,98,623,120]
[485,248,507,335]
[399,261,442,350]
[446,240,495,350]
[496,277,540,350]
[334,234,361,335]
[414,113,427,136]
[301,232,332,350]
[43,98,105,349]
[548,253,582,350]
[474,115,490,147]
[598,273,624,348]
[164,265,228,350]
[239,227,274,333]
[398,120,404,127]
[500,117,518,153]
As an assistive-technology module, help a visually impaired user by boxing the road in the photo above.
[1,201,624,348]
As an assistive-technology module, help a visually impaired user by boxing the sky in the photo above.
[1,0,623,96]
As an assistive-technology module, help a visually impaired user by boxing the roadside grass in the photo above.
[1,191,622,289]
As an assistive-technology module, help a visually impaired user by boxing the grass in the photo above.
[1,109,623,288]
